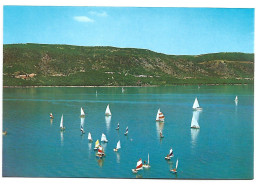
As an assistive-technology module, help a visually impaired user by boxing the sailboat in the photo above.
[105,104,112,116]
[101,133,108,143]
[88,132,93,142]
[191,111,200,129]
[94,140,100,150]
[116,123,120,130]
[132,159,143,173]
[80,107,85,118]
[60,114,65,131]
[124,126,128,136]
[156,109,165,122]
[170,159,179,173]
[50,113,54,119]
[192,98,203,110]
[96,145,105,158]
[235,96,238,102]
[122,87,125,93]
[165,148,174,160]
[143,153,151,168]
[113,140,121,152]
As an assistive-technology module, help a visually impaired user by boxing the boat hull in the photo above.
[96,154,104,159]
[132,169,138,173]
[113,148,118,152]
[143,164,150,168]
[156,119,164,122]
[170,169,177,173]
[193,107,203,111]
[191,126,200,129]
[105,114,111,116]
[165,156,171,160]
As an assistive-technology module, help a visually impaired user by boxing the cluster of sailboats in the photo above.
[49,95,239,175]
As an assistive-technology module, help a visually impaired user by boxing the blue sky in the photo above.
[3,6,254,55]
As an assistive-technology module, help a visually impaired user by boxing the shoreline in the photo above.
[3,83,251,88]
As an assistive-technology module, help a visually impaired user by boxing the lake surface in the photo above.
[2,85,254,179]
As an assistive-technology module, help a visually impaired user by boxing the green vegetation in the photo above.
[3,43,254,86]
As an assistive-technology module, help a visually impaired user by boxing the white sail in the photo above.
[88,132,92,140]
[116,140,121,149]
[176,159,178,169]
[105,104,112,116]
[101,133,107,142]
[148,153,150,164]
[235,96,238,101]
[191,111,200,128]
[81,107,85,116]
[193,98,200,109]
[60,114,64,128]
[156,109,160,121]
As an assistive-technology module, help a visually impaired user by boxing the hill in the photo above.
[3,43,254,86]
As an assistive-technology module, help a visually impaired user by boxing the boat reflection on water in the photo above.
[50,119,53,125]
[190,110,201,148]
[88,142,92,151]
[97,158,104,167]
[116,152,120,163]
[60,131,64,146]
[135,174,143,178]
[191,129,200,148]
[80,117,85,129]
[105,116,111,131]
[156,121,164,140]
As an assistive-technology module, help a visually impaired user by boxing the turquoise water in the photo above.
[2,85,254,179]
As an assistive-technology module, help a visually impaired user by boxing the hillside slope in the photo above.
[3,43,254,86]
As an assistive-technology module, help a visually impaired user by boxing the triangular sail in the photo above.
[148,153,150,164]
[116,140,121,149]
[169,148,173,157]
[88,132,92,140]
[95,140,100,148]
[101,133,107,142]
[191,111,200,128]
[136,159,143,170]
[193,98,200,109]
[235,96,238,101]
[60,114,64,128]
[125,126,128,134]
[81,107,85,116]
[105,104,111,116]
[176,159,179,169]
